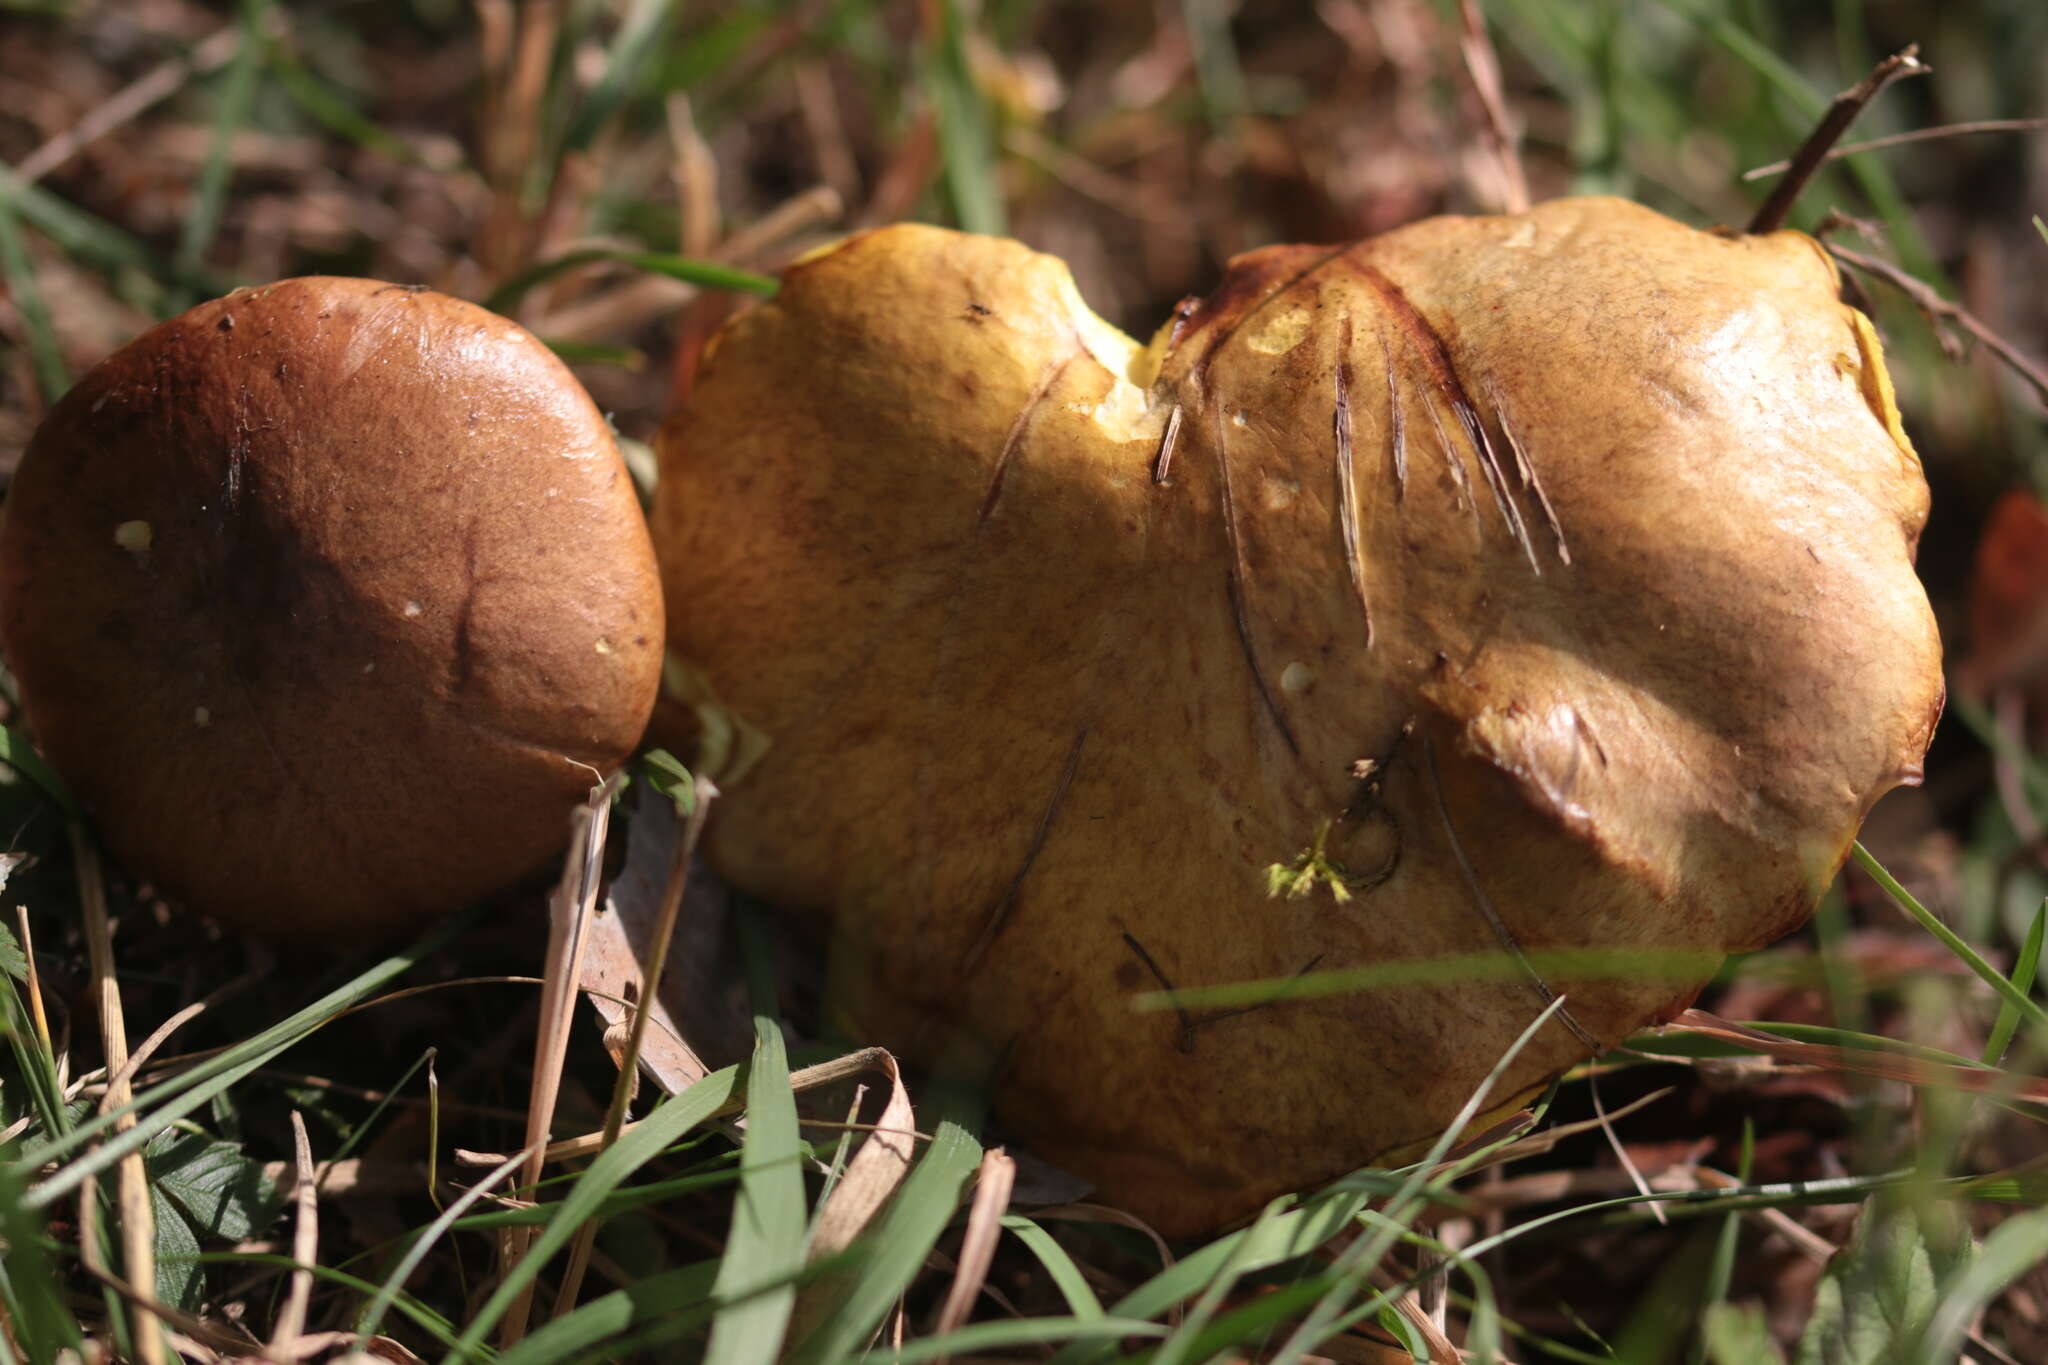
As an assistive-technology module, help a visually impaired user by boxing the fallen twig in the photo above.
[1744,117,2048,180]
[1747,46,1928,234]
[1826,241,2048,409]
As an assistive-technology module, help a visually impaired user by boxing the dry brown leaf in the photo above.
[576,783,737,1094]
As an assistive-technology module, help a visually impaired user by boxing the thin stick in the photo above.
[269,1112,318,1353]
[497,780,618,1347]
[1744,118,2048,180]
[1746,46,1927,234]
[1587,1070,1666,1225]
[1456,0,1529,213]
[548,776,717,1318]
[1827,242,2048,408]
[75,825,165,1365]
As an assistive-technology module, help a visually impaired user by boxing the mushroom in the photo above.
[0,277,663,940]
[651,197,1944,1234]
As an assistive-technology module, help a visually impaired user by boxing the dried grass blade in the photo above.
[803,1052,917,1264]
[14,21,245,184]
[929,1149,1017,1350]
[534,1047,899,1164]
[1456,0,1529,213]
[1388,1287,1459,1364]
[444,1066,745,1361]
[268,1112,318,1354]
[1665,1010,2048,1101]
[75,825,164,1365]
[789,1119,983,1364]
[0,187,69,405]
[546,775,717,1323]
[498,781,616,1344]
[355,1142,539,1343]
[668,93,720,258]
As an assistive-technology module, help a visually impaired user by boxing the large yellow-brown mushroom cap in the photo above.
[654,198,1943,1234]
[0,277,664,940]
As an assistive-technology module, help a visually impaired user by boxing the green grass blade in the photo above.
[1065,1186,1372,1353]
[1701,1121,1754,1323]
[356,1146,528,1340]
[923,0,1005,236]
[262,43,417,162]
[543,339,645,369]
[878,1316,1168,1362]
[1124,1273,1343,1365]
[1917,1207,2048,1362]
[1984,901,2046,1065]
[703,1012,807,1361]
[1631,1018,2003,1071]
[1853,843,2048,1037]
[24,908,473,1197]
[1181,0,1251,127]
[0,187,68,403]
[453,1162,742,1230]
[0,1148,83,1359]
[197,1251,463,1349]
[484,247,778,314]
[1270,998,1573,1363]
[2,973,68,1140]
[442,1065,743,1361]
[1000,1215,1104,1322]
[495,1262,718,1365]
[0,725,79,819]
[1152,1200,1288,1365]
[1135,946,1723,1014]
[564,0,675,152]
[0,169,217,301]
[176,0,268,279]
[792,1117,982,1363]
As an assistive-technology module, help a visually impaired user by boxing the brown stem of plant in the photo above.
[1746,46,1927,234]
[548,775,717,1321]
[1826,241,2048,409]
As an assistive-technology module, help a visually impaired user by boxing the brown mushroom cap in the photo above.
[0,277,663,940]
[652,198,1944,1234]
